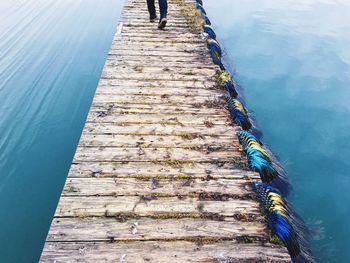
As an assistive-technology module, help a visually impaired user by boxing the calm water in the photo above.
[206,1,350,262]
[1,1,349,262]
[0,1,123,262]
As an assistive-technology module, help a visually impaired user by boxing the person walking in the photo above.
[146,0,168,29]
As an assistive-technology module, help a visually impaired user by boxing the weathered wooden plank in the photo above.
[122,9,189,15]
[62,178,253,197]
[101,72,216,82]
[117,36,208,45]
[41,241,290,263]
[54,196,260,217]
[46,217,266,242]
[122,12,190,18]
[107,49,210,58]
[118,31,201,39]
[87,112,231,126]
[78,134,236,149]
[106,53,213,62]
[90,101,225,109]
[106,65,216,77]
[73,147,241,163]
[101,75,216,82]
[95,86,222,96]
[119,28,198,35]
[110,38,210,47]
[121,15,187,20]
[89,105,226,116]
[121,25,193,32]
[97,78,218,88]
[95,85,220,95]
[91,93,225,105]
[88,109,226,117]
[94,88,221,98]
[110,42,209,51]
[81,123,236,137]
[105,60,216,69]
[110,45,209,54]
[117,35,205,42]
[102,65,216,76]
[121,20,190,25]
[68,162,255,179]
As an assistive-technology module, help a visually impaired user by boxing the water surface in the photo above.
[1,0,350,262]
[0,1,123,262]
[206,1,350,262]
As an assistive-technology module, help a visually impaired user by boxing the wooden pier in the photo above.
[40,0,290,262]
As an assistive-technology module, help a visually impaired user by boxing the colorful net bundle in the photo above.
[195,0,312,261]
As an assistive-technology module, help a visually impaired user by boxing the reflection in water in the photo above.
[0,1,123,262]
[205,0,350,262]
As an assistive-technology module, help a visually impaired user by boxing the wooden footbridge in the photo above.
[40,0,290,262]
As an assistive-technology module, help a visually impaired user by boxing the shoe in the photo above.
[150,17,157,23]
[158,18,167,29]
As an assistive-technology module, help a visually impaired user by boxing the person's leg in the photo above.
[158,0,168,19]
[146,0,157,20]
[158,0,168,29]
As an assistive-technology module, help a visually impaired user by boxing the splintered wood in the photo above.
[40,0,290,262]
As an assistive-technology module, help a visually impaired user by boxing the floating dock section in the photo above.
[40,0,291,261]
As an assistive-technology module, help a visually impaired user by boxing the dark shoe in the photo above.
[158,18,167,29]
[150,16,157,23]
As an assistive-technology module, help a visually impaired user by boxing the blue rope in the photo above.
[239,131,291,195]
[197,2,312,261]
[226,97,252,130]
[207,38,222,57]
[202,13,211,25]
[204,25,216,39]
[196,3,206,14]
[209,49,224,70]
[224,81,237,97]
[254,182,303,260]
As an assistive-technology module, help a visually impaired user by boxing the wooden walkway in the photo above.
[40,0,290,262]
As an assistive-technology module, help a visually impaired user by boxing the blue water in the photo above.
[0,1,123,262]
[206,1,350,262]
[1,1,349,262]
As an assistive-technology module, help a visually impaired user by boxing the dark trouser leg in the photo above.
[159,0,168,19]
[147,0,157,19]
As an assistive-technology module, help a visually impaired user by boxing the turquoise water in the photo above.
[206,1,350,262]
[1,1,349,262]
[0,1,123,262]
